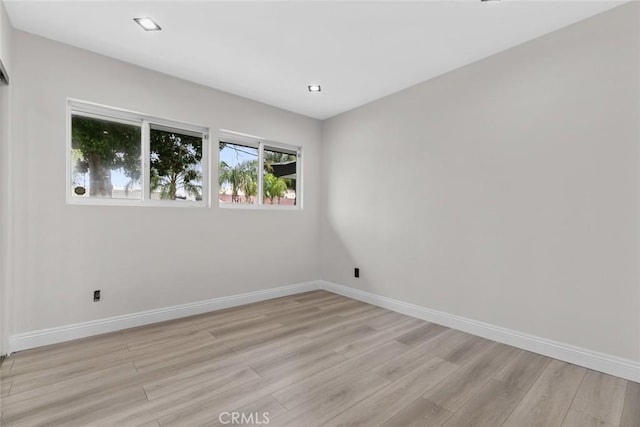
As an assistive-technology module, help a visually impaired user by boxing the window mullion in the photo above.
[68,100,208,207]
[297,149,302,209]
[202,131,210,207]
[142,120,150,202]
[258,143,264,206]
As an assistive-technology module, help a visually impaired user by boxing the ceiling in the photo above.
[4,0,627,120]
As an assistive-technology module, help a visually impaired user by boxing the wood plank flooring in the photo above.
[0,291,637,426]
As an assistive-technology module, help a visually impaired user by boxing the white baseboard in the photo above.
[8,281,321,353]
[318,281,640,383]
[9,279,640,382]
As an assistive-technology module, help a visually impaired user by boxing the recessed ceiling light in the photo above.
[308,85,321,92]
[134,17,161,32]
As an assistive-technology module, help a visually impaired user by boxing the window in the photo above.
[149,125,204,202]
[263,146,297,206]
[218,142,259,205]
[71,115,142,200]
[68,100,209,206]
[218,132,301,208]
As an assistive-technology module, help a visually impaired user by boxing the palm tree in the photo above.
[151,167,202,200]
[149,128,203,200]
[219,161,243,203]
[219,160,258,203]
[241,162,258,203]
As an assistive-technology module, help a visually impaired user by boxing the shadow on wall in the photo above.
[320,215,361,290]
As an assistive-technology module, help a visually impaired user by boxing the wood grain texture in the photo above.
[372,329,469,383]
[380,397,452,427]
[271,372,389,426]
[394,322,449,347]
[441,379,528,427]
[423,342,520,412]
[562,410,616,427]
[503,359,586,427]
[1,378,12,397]
[323,357,458,427]
[621,380,640,427]
[272,340,407,411]
[494,350,552,391]
[570,370,627,425]
[0,291,632,427]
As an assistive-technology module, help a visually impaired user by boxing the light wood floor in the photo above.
[0,291,638,427]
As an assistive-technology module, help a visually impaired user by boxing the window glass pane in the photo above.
[264,147,297,205]
[150,126,204,201]
[219,142,259,204]
[71,114,141,199]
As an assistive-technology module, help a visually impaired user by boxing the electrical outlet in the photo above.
[93,290,101,302]
[354,268,360,278]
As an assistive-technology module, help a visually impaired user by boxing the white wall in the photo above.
[0,0,13,355]
[321,3,640,361]
[8,31,322,336]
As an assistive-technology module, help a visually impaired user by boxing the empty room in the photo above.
[0,0,639,426]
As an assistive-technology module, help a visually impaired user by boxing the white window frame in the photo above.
[218,130,303,210]
[67,99,210,208]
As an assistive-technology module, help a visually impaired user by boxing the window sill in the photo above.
[68,197,208,208]
[218,202,301,211]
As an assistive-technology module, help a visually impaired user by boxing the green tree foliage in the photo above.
[264,150,290,165]
[241,162,258,203]
[263,173,287,204]
[219,160,258,203]
[264,150,296,194]
[218,146,296,205]
[71,115,141,197]
[150,129,203,200]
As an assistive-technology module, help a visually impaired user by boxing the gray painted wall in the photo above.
[321,3,640,361]
[8,31,322,334]
[0,0,13,355]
